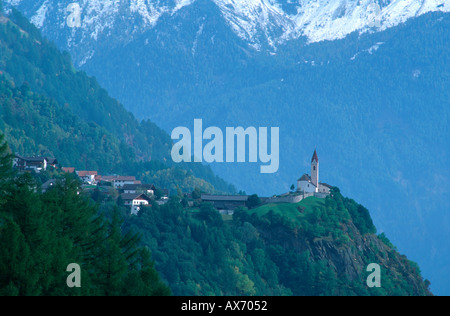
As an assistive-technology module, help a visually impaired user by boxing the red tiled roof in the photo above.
[76,171,98,177]
[62,167,75,173]
[100,176,136,182]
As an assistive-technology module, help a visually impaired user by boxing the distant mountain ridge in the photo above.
[3,0,449,296]
[3,0,449,64]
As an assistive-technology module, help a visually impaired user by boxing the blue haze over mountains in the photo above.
[5,0,449,295]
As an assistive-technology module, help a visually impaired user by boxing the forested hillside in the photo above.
[0,3,440,297]
[125,188,432,296]
[0,134,170,295]
[0,9,235,194]
[69,9,449,294]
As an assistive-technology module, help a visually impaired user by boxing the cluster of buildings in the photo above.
[199,149,333,214]
[63,168,166,215]
[13,154,167,215]
[13,149,332,216]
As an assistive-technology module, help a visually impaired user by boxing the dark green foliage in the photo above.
[0,134,170,296]
[0,133,12,206]
[378,232,396,250]
[0,12,235,194]
[125,189,431,296]
[331,187,376,235]
[191,187,202,200]
[247,194,262,209]
[55,9,448,293]
[198,202,223,227]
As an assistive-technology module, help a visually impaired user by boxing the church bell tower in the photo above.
[311,149,319,192]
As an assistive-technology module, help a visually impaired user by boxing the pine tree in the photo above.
[0,133,13,207]
[0,216,38,296]
[137,248,171,296]
[3,173,59,295]
[92,209,128,295]
[122,248,171,296]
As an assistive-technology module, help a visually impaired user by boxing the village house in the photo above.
[76,171,98,185]
[120,193,152,215]
[13,154,58,173]
[122,183,156,196]
[46,158,58,169]
[101,176,138,189]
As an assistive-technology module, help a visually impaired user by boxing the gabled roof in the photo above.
[116,176,136,181]
[62,167,75,174]
[122,183,156,191]
[77,171,98,177]
[17,156,47,163]
[319,182,333,189]
[298,174,311,182]
[120,193,151,202]
[102,176,136,182]
[46,158,58,165]
[15,154,47,161]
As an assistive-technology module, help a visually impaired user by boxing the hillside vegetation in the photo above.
[125,188,432,296]
[0,9,235,194]
[0,4,435,296]
[0,134,170,295]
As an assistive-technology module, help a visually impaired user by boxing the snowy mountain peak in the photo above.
[210,0,450,46]
[4,0,449,52]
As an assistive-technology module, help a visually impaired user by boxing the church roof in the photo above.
[319,182,333,189]
[298,174,311,182]
[311,149,319,163]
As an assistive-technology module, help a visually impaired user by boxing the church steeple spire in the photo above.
[311,148,319,163]
[311,148,319,192]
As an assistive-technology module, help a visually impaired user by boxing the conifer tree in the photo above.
[0,133,13,207]
[0,217,37,296]
[92,209,128,295]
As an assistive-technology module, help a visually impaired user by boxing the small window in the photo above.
[313,166,316,171]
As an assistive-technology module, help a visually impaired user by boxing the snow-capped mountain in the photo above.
[3,0,450,296]
[209,0,450,48]
[5,0,449,53]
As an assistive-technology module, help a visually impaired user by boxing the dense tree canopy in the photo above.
[125,189,431,296]
[0,134,170,296]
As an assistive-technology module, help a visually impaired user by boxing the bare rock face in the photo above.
[252,200,432,296]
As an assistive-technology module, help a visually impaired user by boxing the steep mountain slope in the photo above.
[4,0,449,295]
[0,10,236,194]
[125,191,432,296]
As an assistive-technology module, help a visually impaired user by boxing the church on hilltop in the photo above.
[201,148,333,211]
[297,149,332,195]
